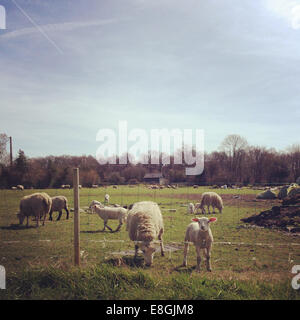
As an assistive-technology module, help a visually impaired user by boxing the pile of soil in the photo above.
[241,194,300,233]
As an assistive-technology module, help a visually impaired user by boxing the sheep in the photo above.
[104,193,110,204]
[16,185,24,190]
[11,186,17,190]
[92,184,98,188]
[187,203,195,214]
[198,192,223,214]
[89,200,104,208]
[126,201,165,266]
[182,217,217,272]
[17,192,52,228]
[90,204,128,232]
[49,196,69,221]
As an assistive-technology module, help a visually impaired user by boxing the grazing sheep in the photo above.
[221,185,227,189]
[90,204,127,232]
[126,201,165,266]
[198,192,223,214]
[17,193,52,227]
[16,185,24,190]
[49,196,69,221]
[182,217,217,272]
[11,186,17,190]
[193,185,199,189]
[104,193,110,204]
[187,203,195,214]
[92,184,98,188]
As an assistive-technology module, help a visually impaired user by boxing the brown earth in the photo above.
[241,194,300,232]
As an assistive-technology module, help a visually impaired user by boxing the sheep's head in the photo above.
[17,212,25,225]
[140,242,156,266]
[192,217,217,231]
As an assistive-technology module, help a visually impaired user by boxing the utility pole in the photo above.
[9,136,12,167]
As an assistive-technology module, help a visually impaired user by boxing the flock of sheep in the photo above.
[15,190,223,271]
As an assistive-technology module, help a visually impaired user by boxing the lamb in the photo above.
[126,201,165,266]
[89,200,104,208]
[197,192,223,214]
[104,193,110,204]
[182,217,217,272]
[16,185,24,190]
[49,196,69,221]
[187,203,195,214]
[90,204,127,232]
[17,192,52,227]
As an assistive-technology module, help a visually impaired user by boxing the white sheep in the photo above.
[187,203,195,214]
[16,185,24,190]
[126,201,165,266]
[90,204,127,232]
[197,192,223,214]
[17,192,52,227]
[104,193,110,204]
[89,200,104,208]
[49,196,69,221]
[182,217,217,272]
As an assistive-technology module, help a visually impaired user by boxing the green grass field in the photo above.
[0,186,299,299]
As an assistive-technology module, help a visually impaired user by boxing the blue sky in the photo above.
[0,0,300,158]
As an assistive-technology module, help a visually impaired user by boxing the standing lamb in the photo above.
[89,200,104,208]
[49,196,69,221]
[90,204,127,232]
[187,203,195,214]
[104,194,110,204]
[126,201,165,266]
[17,192,52,227]
[197,192,223,214]
[182,217,217,272]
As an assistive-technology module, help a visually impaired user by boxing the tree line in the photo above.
[0,133,299,188]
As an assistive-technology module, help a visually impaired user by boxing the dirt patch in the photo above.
[241,194,300,232]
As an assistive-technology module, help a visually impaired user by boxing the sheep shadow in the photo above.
[81,229,121,234]
[173,265,197,274]
[0,224,36,230]
[106,255,145,268]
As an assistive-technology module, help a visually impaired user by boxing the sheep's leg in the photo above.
[114,221,123,232]
[134,244,139,260]
[65,207,69,219]
[158,229,165,256]
[26,216,29,228]
[207,205,211,214]
[36,215,40,228]
[42,213,46,226]
[104,222,113,232]
[205,245,212,272]
[49,210,53,221]
[196,246,201,272]
[182,241,189,267]
[57,210,62,221]
[212,206,216,214]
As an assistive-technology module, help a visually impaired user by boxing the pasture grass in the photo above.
[0,186,299,300]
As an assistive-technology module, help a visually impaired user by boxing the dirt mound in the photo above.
[241,194,300,232]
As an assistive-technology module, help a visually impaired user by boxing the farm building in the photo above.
[143,172,167,185]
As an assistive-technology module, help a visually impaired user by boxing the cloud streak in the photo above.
[0,18,120,41]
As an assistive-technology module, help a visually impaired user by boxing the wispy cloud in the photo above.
[0,18,120,40]
[265,0,300,29]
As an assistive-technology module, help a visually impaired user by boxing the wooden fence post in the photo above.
[73,168,80,266]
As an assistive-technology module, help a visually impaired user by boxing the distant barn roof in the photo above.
[144,173,163,179]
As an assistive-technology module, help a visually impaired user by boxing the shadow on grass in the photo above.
[106,255,146,268]
[0,224,36,230]
[81,229,121,234]
[173,265,196,274]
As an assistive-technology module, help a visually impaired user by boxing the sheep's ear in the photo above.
[192,218,199,222]
[209,217,217,223]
